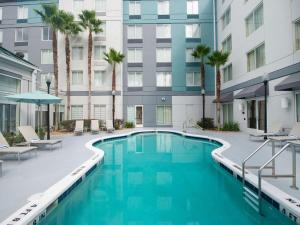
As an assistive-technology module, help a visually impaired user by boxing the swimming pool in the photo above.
[39,132,294,225]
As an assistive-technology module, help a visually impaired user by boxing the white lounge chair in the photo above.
[18,126,62,150]
[0,132,37,161]
[74,120,84,135]
[268,123,300,143]
[91,120,100,134]
[249,123,284,140]
[106,120,115,133]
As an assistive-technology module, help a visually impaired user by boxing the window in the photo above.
[222,6,231,29]
[71,105,83,120]
[72,47,83,60]
[157,0,169,15]
[222,103,233,124]
[94,105,106,121]
[222,35,232,53]
[128,48,142,63]
[0,7,2,21]
[17,6,28,20]
[247,43,265,72]
[15,28,28,42]
[186,72,200,86]
[245,3,263,36]
[0,30,3,44]
[128,25,142,39]
[296,19,300,51]
[128,72,143,87]
[156,24,171,39]
[187,0,198,15]
[72,71,83,85]
[94,45,105,60]
[74,0,83,15]
[95,0,106,12]
[41,50,53,64]
[185,24,200,38]
[223,64,232,82]
[94,71,105,86]
[42,27,52,41]
[296,93,300,122]
[186,48,199,62]
[129,1,141,16]
[156,48,171,62]
[156,105,172,125]
[156,72,171,87]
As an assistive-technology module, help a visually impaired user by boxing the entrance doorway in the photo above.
[135,105,143,127]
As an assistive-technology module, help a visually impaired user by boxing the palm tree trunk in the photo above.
[88,31,92,120]
[65,34,71,120]
[201,63,205,120]
[216,68,221,129]
[52,30,59,130]
[112,64,116,126]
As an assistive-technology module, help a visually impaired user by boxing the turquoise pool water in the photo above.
[40,132,294,225]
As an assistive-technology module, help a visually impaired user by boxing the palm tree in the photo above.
[59,11,81,120]
[35,4,64,129]
[207,51,229,129]
[79,10,103,119]
[192,44,210,122]
[104,48,125,126]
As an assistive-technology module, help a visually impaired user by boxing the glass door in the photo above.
[247,100,257,129]
[135,105,143,127]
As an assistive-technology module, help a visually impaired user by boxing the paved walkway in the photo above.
[0,128,300,222]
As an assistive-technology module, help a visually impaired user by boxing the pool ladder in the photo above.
[242,140,297,215]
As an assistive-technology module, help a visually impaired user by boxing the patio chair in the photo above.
[249,123,284,140]
[106,120,115,133]
[74,120,84,136]
[18,126,62,150]
[268,123,300,144]
[0,132,37,161]
[91,120,100,134]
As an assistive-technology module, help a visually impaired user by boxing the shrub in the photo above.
[197,118,215,129]
[59,120,76,132]
[125,122,134,128]
[37,128,46,140]
[221,122,240,131]
[3,132,25,146]
[114,119,123,130]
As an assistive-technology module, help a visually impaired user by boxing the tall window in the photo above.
[247,43,265,72]
[297,93,300,122]
[72,47,83,60]
[42,27,52,41]
[17,6,28,20]
[157,0,169,15]
[296,19,300,51]
[245,3,263,36]
[128,48,142,63]
[94,45,105,60]
[41,50,53,64]
[72,71,83,85]
[94,71,105,86]
[223,64,232,82]
[129,1,141,16]
[127,25,142,39]
[71,105,83,120]
[187,0,198,15]
[156,48,171,63]
[222,35,232,53]
[185,24,200,38]
[15,28,28,42]
[0,30,3,44]
[74,0,83,15]
[222,6,231,29]
[186,48,199,62]
[223,103,233,124]
[128,72,143,87]
[156,105,172,125]
[156,24,171,39]
[186,72,200,86]
[156,72,171,87]
[94,105,106,121]
[95,0,106,12]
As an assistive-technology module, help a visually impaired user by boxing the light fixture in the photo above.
[201,89,205,95]
[112,90,116,96]
[238,102,245,111]
[161,97,166,102]
[281,97,290,109]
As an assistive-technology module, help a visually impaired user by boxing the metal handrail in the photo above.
[257,143,291,214]
[242,139,270,186]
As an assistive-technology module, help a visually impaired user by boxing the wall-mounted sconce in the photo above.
[238,102,245,112]
[281,97,290,109]
[161,97,166,102]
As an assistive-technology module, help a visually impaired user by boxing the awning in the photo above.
[213,92,233,103]
[274,73,300,91]
[234,83,267,99]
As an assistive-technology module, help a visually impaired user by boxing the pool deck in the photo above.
[0,128,300,222]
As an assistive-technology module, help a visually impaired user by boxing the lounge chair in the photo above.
[106,120,115,133]
[268,123,300,144]
[0,132,37,161]
[74,120,84,136]
[18,126,62,150]
[91,120,100,134]
[249,123,284,140]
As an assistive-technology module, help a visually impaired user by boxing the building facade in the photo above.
[122,0,216,128]
[217,0,300,132]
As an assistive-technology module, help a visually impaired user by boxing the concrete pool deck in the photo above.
[0,128,300,222]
